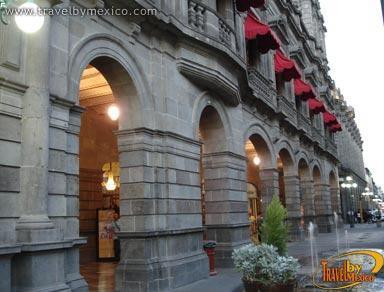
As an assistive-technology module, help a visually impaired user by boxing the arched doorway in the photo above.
[198,104,249,267]
[78,61,122,289]
[198,105,228,233]
[75,55,145,290]
[276,149,295,207]
[276,148,302,239]
[245,134,273,242]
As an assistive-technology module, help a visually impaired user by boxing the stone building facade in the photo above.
[0,0,342,291]
[333,89,366,219]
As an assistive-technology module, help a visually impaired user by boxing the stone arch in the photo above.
[68,33,155,129]
[193,92,233,152]
[295,151,310,175]
[275,141,296,174]
[298,158,311,180]
[311,161,323,184]
[244,123,276,169]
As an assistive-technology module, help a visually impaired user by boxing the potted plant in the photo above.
[260,196,288,255]
[271,255,300,291]
[232,243,300,292]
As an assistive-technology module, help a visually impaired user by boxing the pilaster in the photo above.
[284,174,303,240]
[314,183,334,233]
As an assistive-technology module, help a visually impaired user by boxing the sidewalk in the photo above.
[174,224,384,292]
[173,269,243,292]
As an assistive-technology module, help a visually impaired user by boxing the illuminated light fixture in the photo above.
[107,104,120,121]
[346,176,352,182]
[352,183,358,188]
[341,183,346,188]
[105,173,117,191]
[253,156,261,166]
[15,2,44,34]
[101,162,120,192]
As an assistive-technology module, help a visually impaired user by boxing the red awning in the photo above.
[294,79,316,101]
[236,0,266,12]
[274,49,301,81]
[245,13,280,54]
[330,123,342,133]
[323,111,338,126]
[308,98,326,114]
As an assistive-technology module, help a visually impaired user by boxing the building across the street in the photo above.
[333,89,367,222]
[0,0,358,291]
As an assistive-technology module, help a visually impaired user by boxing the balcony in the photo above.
[248,68,277,110]
[277,96,297,127]
[133,0,244,65]
[325,137,338,158]
[187,0,238,54]
[312,127,324,148]
[297,113,312,139]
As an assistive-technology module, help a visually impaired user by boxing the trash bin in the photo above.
[203,241,218,276]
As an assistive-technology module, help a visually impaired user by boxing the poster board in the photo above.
[97,209,116,260]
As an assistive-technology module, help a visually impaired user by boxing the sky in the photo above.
[319,0,384,188]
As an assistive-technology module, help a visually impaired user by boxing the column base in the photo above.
[116,253,208,291]
[316,215,334,233]
[206,224,250,268]
[65,273,88,292]
[12,249,71,292]
[116,230,209,291]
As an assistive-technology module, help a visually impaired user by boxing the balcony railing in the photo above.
[312,127,324,148]
[248,68,277,110]
[297,113,312,137]
[325,137,338,158]
[277,96,297,127]
[188,0,237,52]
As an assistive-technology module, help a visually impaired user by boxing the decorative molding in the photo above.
[177,58,240,106]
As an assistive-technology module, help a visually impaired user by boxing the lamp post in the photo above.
[341,176,358,228]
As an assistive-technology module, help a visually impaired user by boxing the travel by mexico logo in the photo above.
[313,249,384,290]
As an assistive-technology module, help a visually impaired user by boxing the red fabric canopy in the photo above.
[236,0,266,12]
[245,13,280,54]
[294,79,316,101]
[308,98,325,114]
[322,111,338,126]
[274,49,301,81]
[330,123,342,133]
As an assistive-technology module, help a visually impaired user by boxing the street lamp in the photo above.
[340,177,358,227]
[15,2,45,34]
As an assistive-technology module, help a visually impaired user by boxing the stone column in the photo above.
[300,179,316,227]
[330,187,341,215]
[314,183,334,233]
[115,129,208,291]
[16,0,55,233]
[203,152,249,268]
[284,174,303,240]
[12,1,74,291]
[259,168,279,215]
